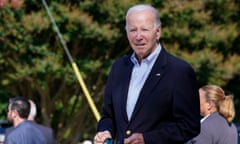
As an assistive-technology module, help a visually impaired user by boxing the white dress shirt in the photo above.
[126,44,162,120]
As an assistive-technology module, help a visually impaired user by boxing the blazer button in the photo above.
[126,130,131,135]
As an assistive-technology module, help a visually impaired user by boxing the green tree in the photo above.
[0,0,239,143]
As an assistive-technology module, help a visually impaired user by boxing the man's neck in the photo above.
[14,118,26,127]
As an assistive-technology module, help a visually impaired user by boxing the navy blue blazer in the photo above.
[97,48,200,144]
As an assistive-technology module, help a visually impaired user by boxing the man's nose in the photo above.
[135,31,143,40]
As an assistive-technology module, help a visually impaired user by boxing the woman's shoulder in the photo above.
[202,113,226,128]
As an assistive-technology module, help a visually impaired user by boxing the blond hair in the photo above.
[200,85,235,122]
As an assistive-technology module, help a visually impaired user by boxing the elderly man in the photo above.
[94,4,200,144]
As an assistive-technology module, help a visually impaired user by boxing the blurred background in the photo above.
[0,0,240,143]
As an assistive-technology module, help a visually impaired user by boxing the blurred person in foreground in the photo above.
[5,99,55,144]
[5,96,46,144]
[27,99,55,144]
[186,85,238,144]
[94,4,200,144]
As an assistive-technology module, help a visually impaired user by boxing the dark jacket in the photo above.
[29,121,55,144]
[97,48,200,144]
[5,121,46,144]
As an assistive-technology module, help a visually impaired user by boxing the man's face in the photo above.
[126,10,161,61]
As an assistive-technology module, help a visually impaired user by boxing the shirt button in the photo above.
[126,130,131,135]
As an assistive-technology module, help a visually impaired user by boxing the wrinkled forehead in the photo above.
[126,10,156,27]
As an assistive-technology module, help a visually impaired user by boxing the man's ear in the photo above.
[11,109,18,118]
[156,27,161,40]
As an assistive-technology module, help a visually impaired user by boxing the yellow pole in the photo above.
[41,0,101,122]
[72,63,101,121]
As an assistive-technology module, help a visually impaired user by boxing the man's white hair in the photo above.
[28,99,37,120]
[125,4,161,31]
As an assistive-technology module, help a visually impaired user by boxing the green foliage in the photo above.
[0,0,240,143]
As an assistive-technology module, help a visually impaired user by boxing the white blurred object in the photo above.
[0,134,5,143]
[82,140,92,144]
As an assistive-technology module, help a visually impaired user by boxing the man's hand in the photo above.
[94,130,112,144]
[124,133,144,144]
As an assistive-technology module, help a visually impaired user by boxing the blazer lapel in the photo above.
[120,56,134,122]
[130,48,168,121]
